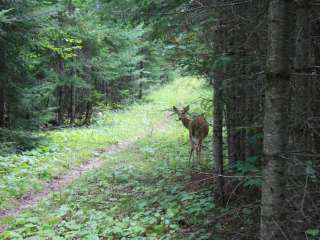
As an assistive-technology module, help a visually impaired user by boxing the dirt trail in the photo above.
[0,114,171,233]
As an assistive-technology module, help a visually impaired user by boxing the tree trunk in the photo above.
[57,86,64,125]
[213,73,225,205]
[138,60,144,100]
[225,80,238,166]
[138,82,143,100]
[103,81,108,104]
[226,109,237,166]
[57,57,65,125]
[84,101,92,125]
[289,0,310,176]
[0,86,5,128]
[0,54,6,128]
[260,1,290,239]
[70,85,76,125]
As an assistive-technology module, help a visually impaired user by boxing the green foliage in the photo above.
[305,161,317,179]
[0,129,45,153]
[0,76,214,239]
[0,0,174,134]
[235,156,262,188]
[1,113,214,239]
[306,228,319,239]
[0,8,14,26]
[0,77,210,208]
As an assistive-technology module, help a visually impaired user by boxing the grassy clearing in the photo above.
[1,115,217,239]
[0,77,210,211]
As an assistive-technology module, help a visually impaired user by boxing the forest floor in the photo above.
[0,77,219,239]
[0,115,169,228]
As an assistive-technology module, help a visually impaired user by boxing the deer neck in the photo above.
[181,117,191,129]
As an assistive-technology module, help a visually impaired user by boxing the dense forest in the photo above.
[0,0,319,239]
[0,0,173,133]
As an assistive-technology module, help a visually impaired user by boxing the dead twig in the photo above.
[272,219,290,240]
[300,175,308,218]
[226,178,246,208]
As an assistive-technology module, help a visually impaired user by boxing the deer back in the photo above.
[189,115,209,143]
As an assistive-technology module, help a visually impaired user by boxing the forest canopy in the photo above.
[0,0,173,133]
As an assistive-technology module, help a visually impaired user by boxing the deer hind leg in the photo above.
[189,146,194,168]
[196,140,202,165]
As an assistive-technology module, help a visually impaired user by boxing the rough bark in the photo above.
[103,81,108,104]
[70,85,76,124]
[213,73,225,205]
[288,0,310,176]
[138,60,144,100]
[56,57,65,125]
[260,1,290,239]
[57,86,64,125]
[0,86,5,128]
[226,108,237,166]
[0,53,6,128]
[310,11,320,153]
[84,101,92,125]
[138,82,143,100]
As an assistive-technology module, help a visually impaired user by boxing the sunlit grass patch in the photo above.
[1,118,215,239]
[0,76,211,210]
[147,76,210,110]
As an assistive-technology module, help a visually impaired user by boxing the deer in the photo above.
[172,105,209,167]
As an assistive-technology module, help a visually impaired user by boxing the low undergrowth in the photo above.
[0,76,210,212]
[0,76,265,239]
[1,110,219,239]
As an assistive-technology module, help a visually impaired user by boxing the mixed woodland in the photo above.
[0,0,319,239]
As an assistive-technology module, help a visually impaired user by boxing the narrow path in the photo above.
[0,114,171,233]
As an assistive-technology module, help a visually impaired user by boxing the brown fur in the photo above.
[172,106,209,165]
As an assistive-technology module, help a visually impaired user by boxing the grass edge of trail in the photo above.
[0,76,211,217]
[1,108,216,240]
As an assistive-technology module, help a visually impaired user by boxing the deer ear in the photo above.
[184,105,190,112]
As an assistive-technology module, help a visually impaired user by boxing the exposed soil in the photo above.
[0,114,171,233]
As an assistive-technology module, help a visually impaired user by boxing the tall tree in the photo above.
[260,0,290,239]
[212,18,227,205]
[288,0,310,176]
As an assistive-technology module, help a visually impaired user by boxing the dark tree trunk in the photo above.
[213,73,225,205]
[138,60,144,100]
[138,82,143,100]
[84,101,92,125]
[57,86,64,125]
[70,85,76,125]
[289,0,310,176]
[238,86,247,162]
[260,0,290,239]
[226,109,237,166]
[0,86,5,128]
[57,57,65,125]
[225,81,238,166]
[103,81,108,104]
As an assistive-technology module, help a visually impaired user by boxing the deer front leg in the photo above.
[196,146,200,165]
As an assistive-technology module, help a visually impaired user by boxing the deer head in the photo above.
[172,105,190,120]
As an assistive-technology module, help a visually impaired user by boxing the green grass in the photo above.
[1,114,216,239]
[0,76,211,210]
